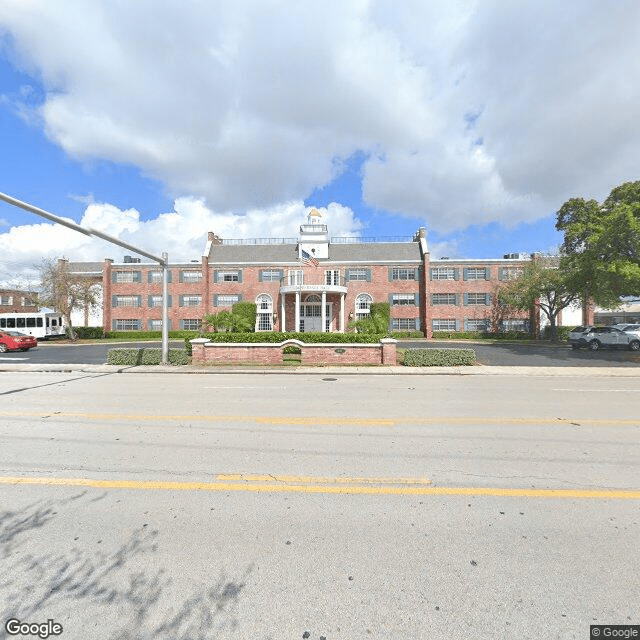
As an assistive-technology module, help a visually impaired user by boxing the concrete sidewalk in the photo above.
[1,363,639,376]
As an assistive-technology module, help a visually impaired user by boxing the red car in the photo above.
[0,331,38,352]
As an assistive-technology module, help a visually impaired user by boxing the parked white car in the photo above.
[568,326,640,351]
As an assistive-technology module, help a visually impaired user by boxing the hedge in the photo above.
[403,348,476,367]
[391,331,425,339]
[74,326,105,339]
[107,348,190,366]
[103,330,200,340]
[431,330,532,340]
[194,332,386,344]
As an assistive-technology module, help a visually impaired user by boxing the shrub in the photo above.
[74,326,105,339]
[543,325,572,342]
[103,330,200,341]
[107,348,190,366]
[391,331,425,339]
[231,302,257,332]
[403,348,476,366]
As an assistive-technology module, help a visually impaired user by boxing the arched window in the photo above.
[355,293,372,320]
[256,294,273,331]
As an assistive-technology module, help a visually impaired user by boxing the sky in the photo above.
[1,0,639,289]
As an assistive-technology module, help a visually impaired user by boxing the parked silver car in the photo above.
[568,326,640,351]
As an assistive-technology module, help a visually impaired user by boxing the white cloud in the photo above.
[1,0,639,234]
[0,199,362,287]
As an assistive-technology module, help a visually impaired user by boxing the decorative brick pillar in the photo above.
[380,338,397,365]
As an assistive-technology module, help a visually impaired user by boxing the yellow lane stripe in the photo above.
[0,476,638,499]
[215,473,431,485]
[0,411,638,427]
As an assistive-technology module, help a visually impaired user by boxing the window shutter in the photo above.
[213,296,218,307]
[455,319,461,331]
[213,270,219,283]
[388,268,393,282]
[258,271,263,282]
[111,295,117,307]
[454,268,460,281]
[485,268,491,280]
[167,295,172,307]
[463,268,469,281]
[429,269,434,281]
[237,270,243,283]
[112,320,117,330]
[147,272,153,283]
[464,293,469,305]
[455,294,460,306]
[111,272,117,284]
[134,271,142,283]
[415,317,421,330]
[147,320,153,331]
[179,296,184,307]
[365,269,372,282]
[179,271,183,283]
[136,295,142,307]
[498,268,505,281]
[167,270,172,283]
[179,320,185,330]
[344,270,350,283]
[464,319,469,331]
[414,268,420,280]
[414,293,420,307]
[388,294,394,305]
[485,293,492,306]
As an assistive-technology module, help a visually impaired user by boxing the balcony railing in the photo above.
[279,271,348,293]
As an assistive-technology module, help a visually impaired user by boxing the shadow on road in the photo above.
[0,494,252,639]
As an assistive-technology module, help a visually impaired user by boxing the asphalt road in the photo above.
[3,338,640,367]
[0,371,638,639]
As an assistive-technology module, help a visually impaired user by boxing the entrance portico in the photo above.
[280,270,347,332]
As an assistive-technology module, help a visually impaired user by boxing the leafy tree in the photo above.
[556,180,640,308]
[349,302,390,334]
[37,258,99,339]
[498,256,580,341]
[231,302,256,332]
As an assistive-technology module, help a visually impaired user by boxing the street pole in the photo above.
[0,191,170,364]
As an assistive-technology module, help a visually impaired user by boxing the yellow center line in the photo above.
[0,475,638,499]
[215,473,432,485]
[0,410,638,427]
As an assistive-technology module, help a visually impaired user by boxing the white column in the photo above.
[280,294,286,331]
[321,290,327,332]
[340,293,345,333]
[295,291,300,332]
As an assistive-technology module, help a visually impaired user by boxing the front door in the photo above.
[300,303,331,332]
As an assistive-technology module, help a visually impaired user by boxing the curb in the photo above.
[1,363,639,376]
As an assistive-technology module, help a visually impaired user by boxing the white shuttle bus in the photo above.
[0,312,65,339]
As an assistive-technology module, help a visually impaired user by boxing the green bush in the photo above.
[403,348,476,366]
[195,332,386,344]
[231,302,257,332]
[543,325,572,342]
[103,330,200,341]
[74,326,105,339]
[431,330,533,341]
[107,348,190,366]
[391,331,425,339]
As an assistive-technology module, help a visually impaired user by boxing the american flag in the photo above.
[300,249,319,267]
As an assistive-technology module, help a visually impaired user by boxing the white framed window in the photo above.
[347,269,369,281]
[113,319,141,331]
[325,270,340,285]
[355,293,372,320]
[502,319,528,332]
[466,318,489,331]
[288,270,304,285]
[392,318,418,330]
[499,267,523,281]
[181,319,202,331]
[260,270,282,282]
[431,267,456,280]
[148,319,163,331]
[466,293,487,305]
[148,271,162,283]
[0,295,12,305]
[113,271,139,283]
[180,295,202,307]
[391,267,416,280]
[215,294,240,307]
[113,295,141,307]
[149,296,163,308]
[392,293,416,306]
[216,270,241,282]
[431,293,456,305]
[256,294,273,331]
[464,268,487,280]
[180,270,202,283]
[432,319,457,331]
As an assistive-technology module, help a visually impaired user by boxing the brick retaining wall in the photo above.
[190,338,397,366]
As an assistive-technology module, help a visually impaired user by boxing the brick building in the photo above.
[0,289,38,313]
[67,210,535,336]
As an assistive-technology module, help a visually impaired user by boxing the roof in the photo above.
[207,241,422,265]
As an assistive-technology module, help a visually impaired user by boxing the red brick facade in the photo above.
[0,289,38,313]
[70,218,533,335]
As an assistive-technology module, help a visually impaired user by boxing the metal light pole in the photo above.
[0,191,170,364]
